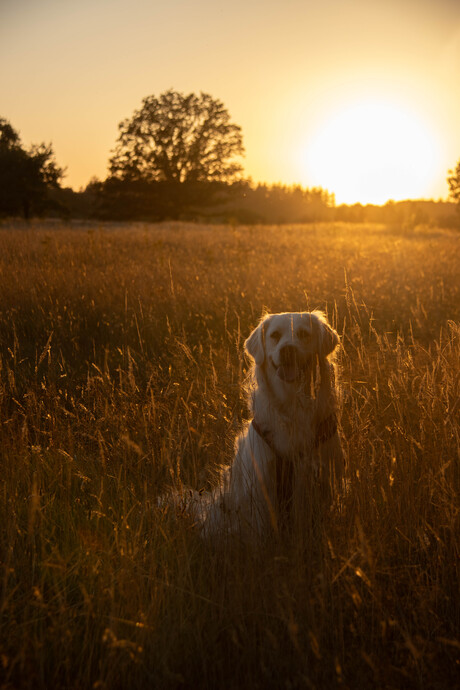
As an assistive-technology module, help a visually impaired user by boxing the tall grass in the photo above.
[0,220,459,689]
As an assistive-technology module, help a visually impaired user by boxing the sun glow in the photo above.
[301,100,441,205]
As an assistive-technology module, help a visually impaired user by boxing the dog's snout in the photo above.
[279,344,299,364]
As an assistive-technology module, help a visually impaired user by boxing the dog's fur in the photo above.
[169,311,343,539]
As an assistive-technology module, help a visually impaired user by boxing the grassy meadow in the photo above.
[0,219,459,689]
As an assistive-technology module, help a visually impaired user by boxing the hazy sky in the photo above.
[2,0,460,203]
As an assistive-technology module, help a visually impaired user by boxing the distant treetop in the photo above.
[0,119,21,149]
[447,160,460,206]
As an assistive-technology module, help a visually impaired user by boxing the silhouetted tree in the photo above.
[0,118,64,219]
[447,161,460,206]
[109,90,244,183]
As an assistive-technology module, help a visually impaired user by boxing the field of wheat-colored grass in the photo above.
[0,219,459,689]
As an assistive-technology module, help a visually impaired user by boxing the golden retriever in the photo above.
[167,311,343,539]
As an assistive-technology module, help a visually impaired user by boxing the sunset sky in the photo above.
[2,0,460,204]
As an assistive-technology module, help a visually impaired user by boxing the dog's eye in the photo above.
[297,329,311,341]
[270,330,281,343]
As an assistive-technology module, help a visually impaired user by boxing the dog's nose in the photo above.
[279,344,299,365]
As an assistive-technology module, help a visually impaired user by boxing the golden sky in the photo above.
[2,0,460,204]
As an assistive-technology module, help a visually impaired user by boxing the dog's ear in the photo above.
[313,311,339,357]
[244,315,271,365]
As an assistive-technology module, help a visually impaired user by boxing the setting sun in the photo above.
[300,100,442,205]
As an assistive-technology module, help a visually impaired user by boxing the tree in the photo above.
[447,160,460,205]
[109,90,244,184]
[0,118,64,219]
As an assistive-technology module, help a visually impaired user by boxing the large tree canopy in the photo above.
[0,118,64,218]
[109,90,244,184]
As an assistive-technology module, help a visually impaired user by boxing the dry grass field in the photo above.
[0,219,459,689]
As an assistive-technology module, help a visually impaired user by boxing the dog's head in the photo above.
[245,311,339,387]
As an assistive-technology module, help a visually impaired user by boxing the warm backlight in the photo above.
[301,100,441,205]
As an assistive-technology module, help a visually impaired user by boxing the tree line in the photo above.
[1,90,460,224]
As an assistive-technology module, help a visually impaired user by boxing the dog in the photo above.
[168,311,343,540]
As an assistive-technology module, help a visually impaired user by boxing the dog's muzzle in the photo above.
[274,345,311,383]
